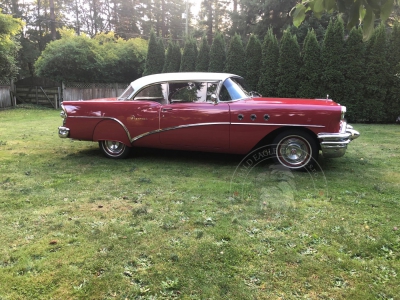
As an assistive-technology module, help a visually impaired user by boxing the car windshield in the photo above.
[118,85,134,100]
[220,77,251,101]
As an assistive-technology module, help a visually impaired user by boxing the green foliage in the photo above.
[277,30,300,98]
[180,38,197,72]
[0,9,23,80]
[342,27,365,122]
[321,18,345,102]
[363,23,389,123]
[34,30,147,82]
[297,30,322,99]
[385,22,400,122]
[257,28,279,97]
[208,32,226,72]
[245,35,262,91]
[143,29,164,76]
[224,33,246,77]
[163,39,181,73]
[196,35,210,72]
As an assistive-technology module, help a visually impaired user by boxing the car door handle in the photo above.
[162,108,173,112]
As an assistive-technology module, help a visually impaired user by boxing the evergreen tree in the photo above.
[321,18,345,102]
[276,30,301,98]
[196,35,210,72]
[157,38,165,73]
[257,28,279,97]
[209,32,226,72]
[363,23,389,122]
[342,27,365,122]
[143,29,164,76]
[297,30,322,99]
[224,33,246,77]
[180,38,197,72]
[245,34,262,91]
[385,22,400,123]
[163,40,181,73]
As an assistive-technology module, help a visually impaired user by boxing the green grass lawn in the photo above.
[0,107,399,299]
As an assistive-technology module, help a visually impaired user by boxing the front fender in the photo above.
[92,119,131,146]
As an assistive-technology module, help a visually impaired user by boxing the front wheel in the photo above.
[99,140,131,159]
[272,130,318,170]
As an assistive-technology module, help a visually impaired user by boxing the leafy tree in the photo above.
[208,32,225,72]
[291,0,395,40]
[180,37,197,72]
[245,34,262,91]
[297,30,322,99]
[258,28,279,97]
[163,39,181,73]
[321,18,345,102]
[276,30,300,98]
[196,35,210,72]
[224,33,246,77]
[143,29,164,76]
[0,9,23,80]
[363,23,389,122]
[385,22,400,122]
[342,27,365,122]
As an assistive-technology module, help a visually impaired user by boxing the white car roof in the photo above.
[130,72,241,91]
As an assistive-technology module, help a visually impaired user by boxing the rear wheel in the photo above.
[99,140,130,159]
[272,130,318,170]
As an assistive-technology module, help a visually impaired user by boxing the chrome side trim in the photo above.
[231,122,325,128]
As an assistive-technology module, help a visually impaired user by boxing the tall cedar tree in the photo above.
[224,33,246,77]
[385,22,400,122]
[363,23,389,122]
[180,38,197,72]
[342,27,365,122]
[245,34,262,91]
[277,30,300,97]
[257,28,279,97]
[297,30,322,98]
[143,30,164,76]
[157,39,165,72]
[209,32,226,72]
[163,39,181,72]
[196,35,210,72]
[321,18,345,102]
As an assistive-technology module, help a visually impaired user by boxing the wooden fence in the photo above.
[62,82,129,101]
[0,79,13,110]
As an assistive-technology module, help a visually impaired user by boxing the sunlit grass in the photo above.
[0,109,399,299]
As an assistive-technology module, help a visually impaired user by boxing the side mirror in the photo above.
[211,94,218,104]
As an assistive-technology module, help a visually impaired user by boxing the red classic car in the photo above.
[58,72,359,169]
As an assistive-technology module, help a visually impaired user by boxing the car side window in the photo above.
[219,78,248,101]
[169,82,219,103]
[133,83,167,104]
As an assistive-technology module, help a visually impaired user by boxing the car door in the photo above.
[159,81,230,151]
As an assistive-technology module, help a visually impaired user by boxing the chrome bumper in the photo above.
[318,123,360,158]
[58,126,70,138]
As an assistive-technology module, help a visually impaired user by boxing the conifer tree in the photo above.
[245,34,262,91]
[321,18,345,102]
[363,23,389,122]
[163,39,181,73]
[143,29,164,76]
[385,22,400,122]
[157,38,165,73]
[209,32,226,72]
[180,38,197,72]
[224,33,246,77]
[297,30,322,99]
[196,35,210,72]
[342,27,365,122]
[276,30,300,98]
[257,28,279,97]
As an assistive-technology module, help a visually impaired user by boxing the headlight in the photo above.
[341,106,346,120]
[60,110,66,119]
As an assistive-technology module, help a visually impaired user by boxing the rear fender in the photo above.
[93,119,131,146]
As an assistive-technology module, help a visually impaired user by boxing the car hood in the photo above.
[248,97,341,107]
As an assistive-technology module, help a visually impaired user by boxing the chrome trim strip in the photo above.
[231,123,325,128]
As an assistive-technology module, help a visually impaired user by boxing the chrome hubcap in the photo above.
[104,141,125,154]
[277,137,311,168]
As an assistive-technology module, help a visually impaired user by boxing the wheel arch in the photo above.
[92,119,131,146]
